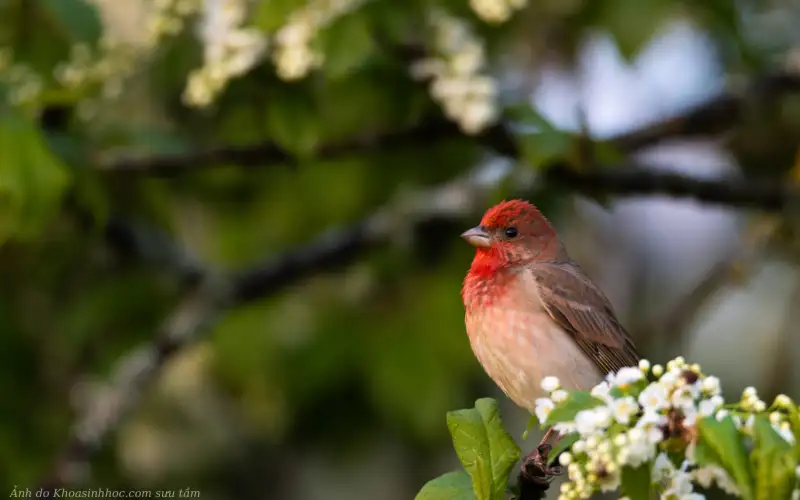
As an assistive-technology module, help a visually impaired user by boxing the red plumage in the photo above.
[460,199,640,411]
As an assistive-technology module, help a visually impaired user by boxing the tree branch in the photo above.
[100,72,800,177]
[610,71,800,151]
[542,164,799,211]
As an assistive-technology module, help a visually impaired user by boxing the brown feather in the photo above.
[524,262,641,375]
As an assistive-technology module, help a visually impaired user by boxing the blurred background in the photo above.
[3,0,800,498]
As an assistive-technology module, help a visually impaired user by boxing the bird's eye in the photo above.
[504,227,518,238]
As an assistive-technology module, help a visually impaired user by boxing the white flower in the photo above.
[775,394,793,409]
[550,389,568,403]
[571,439,586,454]
[743,386,758,399]
[591,381,612,403]
[699,395,724,417]
[610,396,639,425]
[715,469,741,497]
[753,399,767,412]
[469,0,513,23]
[575,407,612,436]
[682,407,698,427]
[614,367,644,387]
[701,376,721,395]
[666,356,687,371]
[412,9,498,134]
[553,421,577,434]
[671,386,697,412]
[715,409,729,421]
[652,452,676,482]
[639,383,670,411]
[693,464,738,497]
[796,464,800,479]
[622,427,657,467]
[593,406,613,428]
[558,452,572,465]
[596,463,621,492]
[639,359,651,372]
[652,364,664,377]
[534,397,554,425]
[541,376,560,393]
[693,465,721,488]
[660,371,679,391]
[567,462,582,481]
[636,410,666,445]
[776,423,796,444]
[663,469,695,498]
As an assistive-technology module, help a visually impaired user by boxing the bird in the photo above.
[460,199,640,473]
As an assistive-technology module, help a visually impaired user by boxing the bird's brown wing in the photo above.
[525,262,641,375]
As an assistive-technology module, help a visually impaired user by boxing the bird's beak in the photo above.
[461,226,492,248]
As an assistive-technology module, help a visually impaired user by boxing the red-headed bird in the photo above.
[460,199,640,466]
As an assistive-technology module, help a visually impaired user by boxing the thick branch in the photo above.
[610,72,800,151]
[101,72,800,177]
[100,118,463,175]
[542,164,799,211]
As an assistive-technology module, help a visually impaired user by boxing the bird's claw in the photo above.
[520,444,564,485]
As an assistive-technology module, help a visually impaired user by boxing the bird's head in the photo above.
[461,199,561,269]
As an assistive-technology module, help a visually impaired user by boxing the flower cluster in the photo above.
[0,49,43,107]
[410,10,499,135]
[54,39,141,105]
[82,0,201,119]
[469,0,528,24]
[533,357,798,500]
[184,0,268,107]
[271,0,368,81]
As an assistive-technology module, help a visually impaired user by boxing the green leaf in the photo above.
[787,403,800,461]
[515,132,574,170]
[415,470,476,500]
[505,104,559,133]
[593,0,674,61]
[621,464,653,500]
[694,416,754,500]
[522,415,537,440]
[505,104,574,169]
[252,0,307,34]
[0,109,71,245]
[264,83,321,159]
[750,415,797,500]
[39,0,102,44]
[318,10,376,80]
[544,391,605,426]
[446,398,521,500]
[548,433,580,466]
